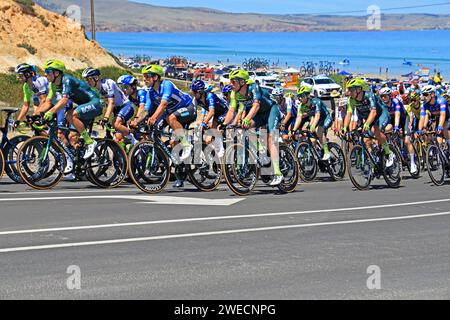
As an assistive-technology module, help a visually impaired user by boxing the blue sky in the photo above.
[133,0,450,15]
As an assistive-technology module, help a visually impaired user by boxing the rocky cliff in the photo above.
[0,0,121,73]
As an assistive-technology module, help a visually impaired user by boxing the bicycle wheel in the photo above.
[425,144,445,186]
[3,135,30,183]
[187,143,222,192]
[382,146,402,188]
[17,136,65,190]
[295,142,318,182]
[413,139,427,171]
[128,141,170,193]
[223,143,259,196]
[0,148,4,181]
[86,139,128,188]
[277,143,299,193]
[348,145,372,190]
[326,142,346,181]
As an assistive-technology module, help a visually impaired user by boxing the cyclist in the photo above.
[379,87,418,174]
[118,75,148,129]
[142,65,197,188]
[343,78,395,167]
[229,69,283,186]
[419,85,450,152]
[292,86,332,161]
[220,85,246,128]
[272,89,297,141]
[43,60,102,159]
[191,80,227,157]
[14,63,49,132]
[82,68,138,146]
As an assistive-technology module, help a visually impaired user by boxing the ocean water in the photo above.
[95,30,450,77]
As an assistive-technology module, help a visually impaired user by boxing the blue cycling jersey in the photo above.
[145,80,193,114]
[421,96,450,120]
[383,97,406,118]
[198,92,228,116]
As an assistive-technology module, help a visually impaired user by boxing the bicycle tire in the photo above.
[277,143,299,193]
[326,142,347,181]
[187,142,222,192]
[223,143,259,196]
[382,145,402,188]
[425,144,445,186]
[347,145,372,190]
[295,142,318,182]
[0,148,4,181]
[17,136,66,190]
[87,139,128,188]
[128,141,170,193]
[3,135,30,183]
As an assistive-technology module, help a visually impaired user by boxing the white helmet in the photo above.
[422,85,436,94]
[271,87,285,96]
[379,87,392,96]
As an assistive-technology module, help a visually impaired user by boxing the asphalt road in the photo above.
[0,171,449,300]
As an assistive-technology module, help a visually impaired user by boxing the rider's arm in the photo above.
[365,109,377,127]
[438,99,447,128]
[17,83,32,121]
[418,104,427,131]
[103,98,115,119]
[202,93,216,124]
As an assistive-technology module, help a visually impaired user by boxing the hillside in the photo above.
[34,0,450,32]
[0,0,121,73]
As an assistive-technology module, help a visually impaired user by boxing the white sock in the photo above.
[410,154,415,164]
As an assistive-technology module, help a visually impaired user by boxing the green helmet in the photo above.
[346,78,366,89]
[141,64,164,77]
[284,92,296,99]
[43,59,66,73]
[297,86,312,96]
[229,69,249,81]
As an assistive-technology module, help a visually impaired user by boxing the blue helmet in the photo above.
[117,75,137,86]
[222,84,233,94]
[190,80,206,91]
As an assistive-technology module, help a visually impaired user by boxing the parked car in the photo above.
[301,75,342,98]
[194,63,208,69]
[248,71,279,87]
[219,73,231,88]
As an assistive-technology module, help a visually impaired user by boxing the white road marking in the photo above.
[1,198,449,236]
[0,195,243,206]
[0,211,449,253]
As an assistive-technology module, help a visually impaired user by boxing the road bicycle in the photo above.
[222,127,299,196]
[425,132,450,186]
[17,117,127,190]
[128,125,222,193]
[0,108,32,183]
[385,131,421,179]
[294,129,346,182]
[346,130,402,190]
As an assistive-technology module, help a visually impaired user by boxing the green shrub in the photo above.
[17,43,37,55]
[0,73,24,107]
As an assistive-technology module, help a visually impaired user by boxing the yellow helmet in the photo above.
[297,86,312,96]
[141,64,164,77]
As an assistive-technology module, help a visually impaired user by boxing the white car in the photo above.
[194,63,208,69]
[248,71,279,87]
[219,73,231,87]
[301,75,342,98]
[210,64,225,70]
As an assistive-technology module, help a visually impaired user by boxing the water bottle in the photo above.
[91,130,99,139]
[7,117,15,133]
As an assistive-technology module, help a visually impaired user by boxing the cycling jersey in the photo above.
[347,92,384,120]
[99,79,129,107]
[421,96,450,120]
[146,80,193,114]
[299,97,332,129]
[23,75,49,103]
[385,98,406,119]
[406,102,421,119]
[198,92,228,117]
[60,74,100,104]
